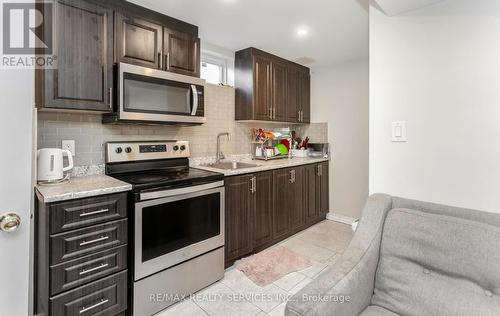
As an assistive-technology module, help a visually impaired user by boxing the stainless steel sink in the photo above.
[206,161,259,170]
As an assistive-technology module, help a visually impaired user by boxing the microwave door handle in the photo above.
[191,85,199,116]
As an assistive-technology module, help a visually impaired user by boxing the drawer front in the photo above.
[50,219,127,265]
[50,270,127,316]
[50,245,127,296]
[50,193,127,234]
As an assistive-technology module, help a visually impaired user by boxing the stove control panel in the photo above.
[106,141,190,163]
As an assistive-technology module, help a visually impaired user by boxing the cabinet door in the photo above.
[300,72,311,123]
[115,13,163,69]
[253,172,273,249]
[289,167,305,232]
[40,0,113,111]
[286,67,300,122]
[317,162,330,216]
[253,55,272,120]
[164,28,200,77]
[225,175,254,262]
[305,164,319,223]
[271,61,287,121]
[272,169,291,239]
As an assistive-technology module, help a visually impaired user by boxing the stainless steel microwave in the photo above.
[103,63,206,125]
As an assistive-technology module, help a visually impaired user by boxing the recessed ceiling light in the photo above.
[296,27,309,38]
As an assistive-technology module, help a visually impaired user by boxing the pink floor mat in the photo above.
[236,246,312,287]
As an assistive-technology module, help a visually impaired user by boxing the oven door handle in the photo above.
[139,181,224,201]
[191,85,199,116]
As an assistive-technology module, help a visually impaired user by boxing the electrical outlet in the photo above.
[62,140,75,156]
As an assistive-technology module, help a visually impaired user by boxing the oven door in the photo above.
[118,63,205,124]
[134,183,224,280]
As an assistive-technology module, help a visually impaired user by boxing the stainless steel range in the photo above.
[105,141,225,316]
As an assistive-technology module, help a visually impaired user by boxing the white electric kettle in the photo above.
[37,148,74,183]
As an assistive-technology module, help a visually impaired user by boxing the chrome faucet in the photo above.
[216,132,231,162]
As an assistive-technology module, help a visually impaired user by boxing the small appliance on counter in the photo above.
[37,148,74,184]
[307,143,330,158]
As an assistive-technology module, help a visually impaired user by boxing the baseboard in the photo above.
[326,212,358,225]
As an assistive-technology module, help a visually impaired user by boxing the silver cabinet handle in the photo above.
[108,88,113,109]
[80,299,109,314]
[79,235,109,247]
[0,213,21,233]
[318,165,323,176]
[79,208,109,218]
[269,107,272,120]
[289,170,296,183]
[79,263,109,276]
[250,176,256,193]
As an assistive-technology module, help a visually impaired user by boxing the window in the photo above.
[201,54,227,85]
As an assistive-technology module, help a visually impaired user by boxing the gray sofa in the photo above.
[285,194,500,316]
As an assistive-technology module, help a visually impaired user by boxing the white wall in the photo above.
[370,0,500,212]
[311,59,369,219]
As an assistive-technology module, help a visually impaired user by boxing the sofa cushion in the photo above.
[371,208,500,316]
[359,305,399,316]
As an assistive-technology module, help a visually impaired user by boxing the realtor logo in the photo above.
[1,0,56,68]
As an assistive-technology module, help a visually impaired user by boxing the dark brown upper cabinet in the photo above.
[36,0,200,112]
[115,14,200,78]
[164,27,200,77]
[35,0,114,112]
[235,47,311,123]
[272,60,288,122]
[253,54,272,120]
[299,71,311,123]
[115,13,163,69]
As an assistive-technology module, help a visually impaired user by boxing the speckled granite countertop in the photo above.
[36,175,132,203]
[193,157,329,176]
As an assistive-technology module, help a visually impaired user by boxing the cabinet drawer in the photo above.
[50,193,127,234]
[50,245,127,296]
[50,219,127,265]
[50,270,127,316]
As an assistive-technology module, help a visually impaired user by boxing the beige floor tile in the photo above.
[193,282,262,316]
[268,302,287,316]
[282,237,335,263]
[298,261,328,279]
[288,277,313,295]
[155,298,207,316]
[273,272,307,291]
[221,268,289,313]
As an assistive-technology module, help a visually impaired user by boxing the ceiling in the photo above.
[374,0,445,15]
[128,0,369,68]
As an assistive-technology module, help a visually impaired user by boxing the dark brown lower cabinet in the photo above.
[36,193,129,316]
[288,167,305,233]
[272,168,291,239]
[225,174,254,263]
[305,164,319,224]
[318,162,330,216]
[225,162,329,266]
[253,171,274,249]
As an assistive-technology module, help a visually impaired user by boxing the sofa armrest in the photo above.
[285,194,393,316]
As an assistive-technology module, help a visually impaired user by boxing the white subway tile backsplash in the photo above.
[38,84,327,167]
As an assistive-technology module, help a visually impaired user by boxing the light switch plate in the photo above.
[62,140,75,156]
[392,121,407,142]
